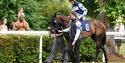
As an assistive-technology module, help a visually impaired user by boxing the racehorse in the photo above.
[50,13,108,63]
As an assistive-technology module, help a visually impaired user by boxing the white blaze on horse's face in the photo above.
[54,19,57,24]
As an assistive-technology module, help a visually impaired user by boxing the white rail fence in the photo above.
[0,31,125,63]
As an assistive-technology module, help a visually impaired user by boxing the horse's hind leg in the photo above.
[101,34,108,63]
[101,46,108,63]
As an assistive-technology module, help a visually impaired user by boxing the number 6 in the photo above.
[86,24,90,31]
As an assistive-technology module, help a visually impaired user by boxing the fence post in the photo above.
[102,54,105,63]
[39,35,43,63]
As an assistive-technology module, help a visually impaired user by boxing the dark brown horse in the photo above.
[50,14,108,63]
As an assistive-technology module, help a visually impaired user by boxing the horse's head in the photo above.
[48,14,63,34]
[48,14,70,34]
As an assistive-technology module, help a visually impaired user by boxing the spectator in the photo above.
[13,8,30,31]
[0,18,8,31]
[18,8,25,19]
[114,16,124,53]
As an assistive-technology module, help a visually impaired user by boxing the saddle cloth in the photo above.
[81,20,91,31]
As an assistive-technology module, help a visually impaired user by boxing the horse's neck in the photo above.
[58,15,70,23]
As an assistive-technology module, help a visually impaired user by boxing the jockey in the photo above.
[59,11,81,46]
[69,0,88,20]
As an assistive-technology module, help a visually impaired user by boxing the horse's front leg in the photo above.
[93,47,100,63]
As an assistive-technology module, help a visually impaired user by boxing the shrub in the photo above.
[0,35,40,63]
[80,37,102,62]
[0,35,101,63]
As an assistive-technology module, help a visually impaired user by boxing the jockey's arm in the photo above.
[73,21,81,42]
[78,3,88,16]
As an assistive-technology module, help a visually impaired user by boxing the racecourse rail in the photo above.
[0,31,125,63]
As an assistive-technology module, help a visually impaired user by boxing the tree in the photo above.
[0,0,44,30]
[95,0,125,26]
[0,0,72,30]
[40,0,71,29]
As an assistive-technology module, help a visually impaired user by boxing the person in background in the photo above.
[13,8,30,31]
[0,18,8,31]
[18,8,25,19]
[114,16,124,54]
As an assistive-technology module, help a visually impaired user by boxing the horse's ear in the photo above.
[54,13,57,17]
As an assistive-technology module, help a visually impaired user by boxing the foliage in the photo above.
[0,0,124,29]
[94,0,125,26]
[80,37,102,61]
[0,0,44,30]
[0,35,40,63]
[0,0,71,30]
[40,0,71,29]
[104,0,125,23]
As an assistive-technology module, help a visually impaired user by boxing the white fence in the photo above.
[0,31,125,63]
[106,32,125,39]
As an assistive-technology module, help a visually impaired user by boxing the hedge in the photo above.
[0,35,40,63]
[0,35,102,63]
